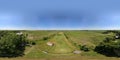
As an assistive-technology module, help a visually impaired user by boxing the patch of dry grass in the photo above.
[0,56,119,60]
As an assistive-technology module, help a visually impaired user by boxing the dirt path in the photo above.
[46,32,76,54]
[62,33,76,49]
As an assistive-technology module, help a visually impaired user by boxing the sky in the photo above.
[0,0,120,30]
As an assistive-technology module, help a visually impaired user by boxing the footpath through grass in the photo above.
[48,32,75,54]
[24,32,76,58]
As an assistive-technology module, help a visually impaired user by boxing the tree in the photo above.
[94,37,120,57]
[0,32,27,57]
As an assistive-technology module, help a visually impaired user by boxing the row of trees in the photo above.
[102,30,120,34]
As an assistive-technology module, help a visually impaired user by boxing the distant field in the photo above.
[24,30,57,40]
[0,30,119,60]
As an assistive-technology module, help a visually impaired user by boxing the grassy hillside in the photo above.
[24,31,115,57]
[0,30,119,60]
[64,30,112,45]
[24,32,77,58]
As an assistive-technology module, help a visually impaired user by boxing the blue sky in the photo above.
[0,0,120,30]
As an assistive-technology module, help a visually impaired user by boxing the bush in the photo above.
[31,41,36,45]
[43,36,49,40]
[80,45,93,52]
[94,43,115,56]
[29,41,36,45]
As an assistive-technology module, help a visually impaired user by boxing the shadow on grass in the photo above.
[0,53,25,58]
[94,46,120,58]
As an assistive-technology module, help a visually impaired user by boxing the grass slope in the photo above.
[48,32,75,54]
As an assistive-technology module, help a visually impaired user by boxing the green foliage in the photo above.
[0,31,27,57]
[80,45,93,52]
[102,30,119,34]
[63,33,69,39]
[0,31,9,38]
[95,37,120,57]
[43,36,49,40]
[31,41,36,45]
[28,40,36,45]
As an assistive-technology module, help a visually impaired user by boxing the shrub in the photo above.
[31,41,36,45]
[43,36,49,40]
[80,45,93,52]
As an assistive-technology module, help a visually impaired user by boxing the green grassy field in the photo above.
[47,32,75,54]
[0,30,120,60]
